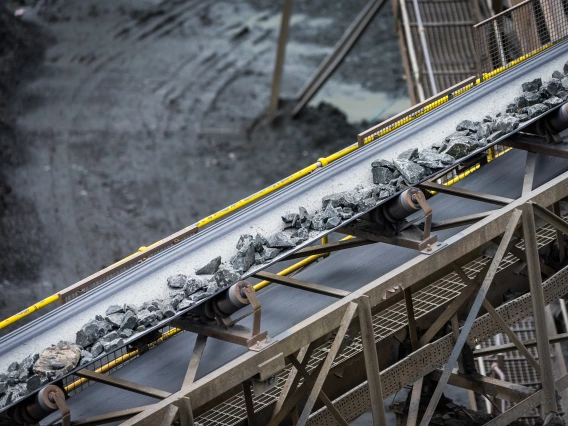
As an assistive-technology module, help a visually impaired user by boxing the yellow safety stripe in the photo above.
[0,294,60,330]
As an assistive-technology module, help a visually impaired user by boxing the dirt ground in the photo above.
[0,0,407,327]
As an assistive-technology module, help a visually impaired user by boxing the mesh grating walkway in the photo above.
[195,219,562,425]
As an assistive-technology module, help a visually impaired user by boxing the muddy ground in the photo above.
[0,0,407,328]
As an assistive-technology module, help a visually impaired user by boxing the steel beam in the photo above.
[503,132,568,159]
[523,152,537,195]
[473,332,568,357]
[429,370,535,403]
[358,296,387,426]
[484,374,568,426]
[430,211,493,231]
[158,405,178,426]
[419,181,514,206]
[283,238,374,260]
[521,202,558,417]
[253,271,350,298]
[418,209,522,426]
[309,264,568,424]
[297,302,358,425]
[75,369,170,399]
[183,335,207,388]
[287,355,349,426]
[269,0,293,114]
[533,203,568,236]
[553,202,566,262]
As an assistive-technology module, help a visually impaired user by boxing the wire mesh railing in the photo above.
[474,0,568,77]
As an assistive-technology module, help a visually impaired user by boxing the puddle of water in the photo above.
[310,80,411,123]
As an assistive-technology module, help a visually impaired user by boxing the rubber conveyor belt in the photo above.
[2,40,568,412]
[43,148,568,425]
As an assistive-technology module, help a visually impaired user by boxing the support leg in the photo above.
[296,302,358,426]
[359,296,387,426]
[522,203,558,418]
[418,209,522,426]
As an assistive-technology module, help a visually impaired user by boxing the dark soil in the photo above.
[0,0,405,332]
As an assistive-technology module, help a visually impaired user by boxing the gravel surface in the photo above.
[0,0,406,333]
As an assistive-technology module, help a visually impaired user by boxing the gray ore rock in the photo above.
[136,309,157,327]
[416,150,454,170]
[522,103,549,119]
[105,312,125,329]
[33,342,81,380]
[326,216,341,229]
[119,329,133,339]
[564,60,568,75]
[162,304,176,318]
[266,232,296,248]
[553,70,565,80]
[106,305,124,316]
[513,96,527,109]
[558,90,568,101]
[455,120,478,132]
[90,341,104,357]
[177,299,194,311]
[543,96,564,108]
[7,362,18,372]
[196,256,221,275]
[189,291,208,302]
[167,274,188,289]
[254,234,267,252]
[232,240,255,273]
[120,310,138,331]
[372,166,395,185]
[561,77,568,91]
[523,91,541,106]
[213,268,240,287]
[441,141,469,159]
[445,130,470,141]
[541,79,562,97]
[493,115,520,133]
[185,276,207,295]
[476,122,493,139]
[393,159,427,184]
[522,78,542,92]
[398,148,418,161]
[76,318,111,347]
[102,339,124,353]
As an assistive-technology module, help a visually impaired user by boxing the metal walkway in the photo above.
[395,0,484,102]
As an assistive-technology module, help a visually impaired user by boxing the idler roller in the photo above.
[204,280,252,319]
[546,102,568,134]
[370,187,422,225]
[9,385,67,425]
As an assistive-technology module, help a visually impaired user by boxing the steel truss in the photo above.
[49,146,568,426]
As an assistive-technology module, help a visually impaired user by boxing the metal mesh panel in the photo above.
[474,0,568,77]
[195,217,561,425]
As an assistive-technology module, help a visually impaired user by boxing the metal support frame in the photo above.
[296,303,358,425]
[291,0,388,117]
[338,220,439,252]
[429,369,535,403]
[75,369,170,400]
[419,181,514,206]
[172,286,269,351]
[473,332,568,356]
[253,271,350,298]
[269,0,293,115]
[418,209,522,426]
[430,211,493,231]
[504,133,568,158]
[521,202,558,417]
[113,170,568,426]
[284,238,374,260]
[183,335,207,387]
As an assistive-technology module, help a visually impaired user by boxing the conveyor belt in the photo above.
[41,148,568,425]
[1,39,567,415]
